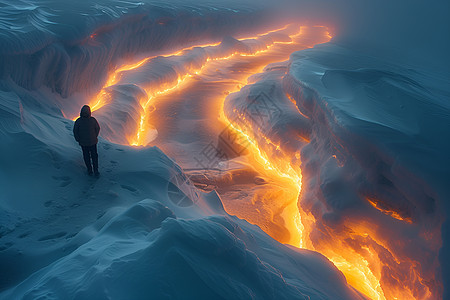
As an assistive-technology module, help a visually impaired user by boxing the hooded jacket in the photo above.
[73,105,100,146]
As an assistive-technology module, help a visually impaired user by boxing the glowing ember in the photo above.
[366,197,413,224]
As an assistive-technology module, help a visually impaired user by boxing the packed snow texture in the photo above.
[0,0,276,97]
[0,1,364,299]
[285,44,450,299]
[1,0,449,299]
[224,43,449,299]
[0,84,363,299]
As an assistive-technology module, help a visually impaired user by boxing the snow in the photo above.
[223,41,449,298]
[2,199,362,299]
[1,0,449,299]
[283,43,450,298]
[0,2,364,299]
[0,0,276,97]
[0,81,363,298]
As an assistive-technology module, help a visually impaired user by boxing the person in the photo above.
[73,105,100,176]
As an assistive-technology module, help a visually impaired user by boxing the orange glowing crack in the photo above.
[253,24,291,36]
[366,197,413,223]
[129,26,304,146]
[83,43,226,119]
[286,93,310,119]
[221,114,304,247]
[84,24,302,122]
[220,88,391,300]
[74,24,428,300]
[209,28,398,299]
[224,114,391,300]
[331,256,385,299]
[131,74,194,145]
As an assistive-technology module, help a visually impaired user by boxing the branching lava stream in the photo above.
[65,24,436,300]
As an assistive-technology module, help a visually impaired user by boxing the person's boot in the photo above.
[92,149,99,177]
[87,168,93,176]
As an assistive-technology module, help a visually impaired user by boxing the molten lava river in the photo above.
[65,24,437,300]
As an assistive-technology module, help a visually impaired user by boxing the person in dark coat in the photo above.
[73,105,100,176]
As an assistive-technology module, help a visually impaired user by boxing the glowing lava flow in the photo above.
[222,101,390,300]
[90,57,155,112]
[85,41,226,116]
[73,24,431,300]
[222,115,305,247]
[219,65,429,300]
[132,74,195,146]
[129,27,305,146]
[366,197,413,224]
[82,24,303,144]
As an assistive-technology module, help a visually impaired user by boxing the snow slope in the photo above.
[1,0,449,299]
[284,43,450,299]
[224,42,449,299]
[0,79,364,299]
[0,1,365,299]
[0,0,276,97]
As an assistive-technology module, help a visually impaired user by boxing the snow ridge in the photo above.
[0,0,271,97]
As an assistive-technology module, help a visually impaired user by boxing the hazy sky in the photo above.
[267,0,450,71]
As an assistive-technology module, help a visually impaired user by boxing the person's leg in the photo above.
[81,146,93,174]
[90,144,99,175]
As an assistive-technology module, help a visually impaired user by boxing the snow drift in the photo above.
[1,0,449,299]
[0,1,364,299]
[223,42,449,299]
[0,0,276,97]
[0,81,364,298]
[2,198,363,299]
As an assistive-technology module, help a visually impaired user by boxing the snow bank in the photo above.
[285,44,449,299]
[224,42,449,298]
[0,0,276,97]
[91,27,302,145]
[1,198,363,299]
[0,14,363,299]
[0,79,364,298]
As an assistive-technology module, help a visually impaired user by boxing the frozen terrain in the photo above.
[224,44,449,299]
[0,0,449,299]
